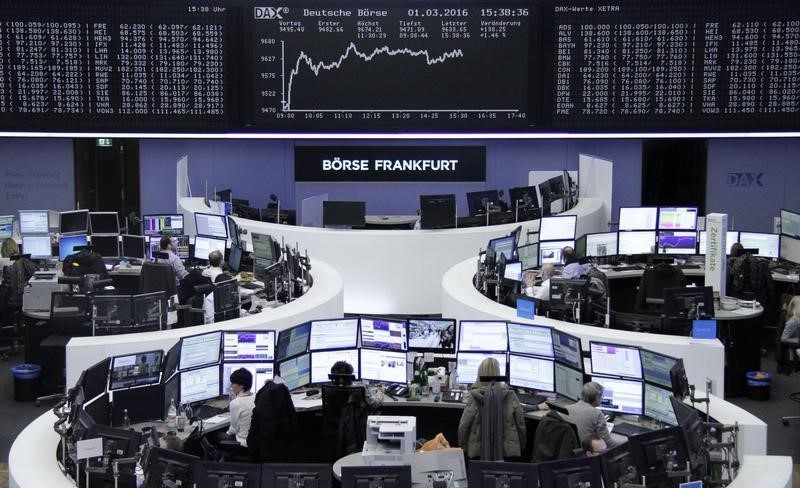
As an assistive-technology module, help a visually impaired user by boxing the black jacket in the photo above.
[247,381,297,462]
[62,250,108,279]
[337,390,370,457]
[531,410,579,463]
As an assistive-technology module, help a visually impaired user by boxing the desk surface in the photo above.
[365,215,418,226]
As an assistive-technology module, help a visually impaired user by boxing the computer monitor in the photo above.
[60,210,89,234]
[193,235,226,261]
[552,329,583,371]
[142,214,184,237]
[18,210,49,234]
[261,464,332,488]
[539,215,577,241]
[419,194,456,229]
[142,447,199,488]
[180,364,221,404]
[193,461,261,488]
[537,455,603,488]
[22,235,52,259]
[669,396,706,474]
[509,186,539,210]
[516,243,539,270]
[658,206,698,230]
[599,443,642,488]
[251,233,278,269]
[627,426,690,485]
[227,216,241,246]
[780,235,800,264]
[221,362,274,396]
[589,341,643,379]
[738,232,780,258]
[309,318,359,351]
[92,295,133,332]
[539,239,574,265]
[617,231,656,255]
[310,349,359,384]
[133,292,168,331]
[509,354,554,392]
[640,349,678,389]
[89,212,119,235]
[87,424,142,469]
[341,466,411,488]
[90,235,120,258]
[277,353,311,391]
[657,230,697,255]
[227,242,243,273]
[466,190,501,215]
[179,331,222,370]
[109,350,163,390]
[83,357,112,400]
[458,320,508,352]
[360,348,408,384]
[507,322,553,357]
[591,375,644,415]
[276,322,312,361]
[223,331,276,361]
[669,359,690,401]
[360,317,407,351]
[488,235,515,261]
[323,201,366,227]
[195,212,228,238]
[698,230,739,255]
[663,286,714,320]
[644,383,678,426]
[780,209,800,239]
[121,235,146,260]
[59,234,88,261]
[170,234,190,260]
[468,461,538,488]
[0,215,13,239]
[407,318,456,353]
[162,342,181,382]
[618,207,658,231]
[584,232,618,257]
[554,363,584,401]
[456,352,507,384]
[503,261,522,282]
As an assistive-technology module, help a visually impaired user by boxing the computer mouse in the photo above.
[306,388,320,397]
[434,394,441,402]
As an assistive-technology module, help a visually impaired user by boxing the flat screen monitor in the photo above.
[780,209,800,239]
[323,201,366,227]
[89,212,119,235]
[644,383,678,426]
[133,292,168,330]
[193,235,227,261]
[466,189,501,216]
[360,349,408,384]
[516,243,539,270]
[109,350,163,391]
[738,232,780,258]
[59,234,88,261]
[552,330,583,371]
[456,352,507,384]
[342,466,412,488]
[585,232,618,257]
[663,286,714,320]
[142,447,199,488]
[195,212,228,238]
[598,443,640,488]
[261,464,331,487]
[143,214,184,236]
[221,362,274,396]
[780,235,800,265]
[310,349,359,384]
[419,194,456,229]
[359,317,407,351]
[698,230,739,255]
[22,235,52,259]
[407,319,456,353]
[162,342,181,382]
[458,320,508,352]
[538,455,603,488]
[658,207,698,230]
[509,354,554,392]
[93,295,133,329]
[539,239,574,265]
[618,207,658,231]
[488,235,515,261]
[468,461,539,488]
[90,235,120,258]
[589,342,642,379]
[276,322,312,361]
[179,331,222,371]
[223,331,275,362]
[278,353,311,391]
[18,210,49,234]
[179,365,221,405]
[618,231,656,255]
[504,261,522,282]
[193,461,261,488]
[539,215,577,241]
[628,426,691,485]
[60,210,89,234]
[227,242,243,273]
[509,186,539,210]
[251,233,277,268]
[121,235,146,260]
[507,322,553,357]
[591,375,644,415]
[0,215,13,239]
[83,357,112,400]
[555,363,584,401]
[657,230,697,255]
[309,318,359,351]
[640,349,678,389]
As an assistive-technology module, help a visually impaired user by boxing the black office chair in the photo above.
[176,270,213,328]
[139,261,176,297]
[531,410,579,463]
[635,263,686,313]
[781,338,800,426]
[321,384,367,458]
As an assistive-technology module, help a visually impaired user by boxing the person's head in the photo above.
[562,246,576,264]
[159,434,184,452]
[208,250,223,268]
[540,263,556,281]
[474,357,502,387]
[1,238,19,258]
[581,435,607,457]
[581,381,604,407]
[787,296,800,321]
[730,242,745,258]
[330,361,355,385]
[229,368,253,395]
[159,235,174,251]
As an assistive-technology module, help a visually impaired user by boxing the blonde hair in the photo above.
[787,296,800,322]
[474,357,502,388]
[1,238,19,258]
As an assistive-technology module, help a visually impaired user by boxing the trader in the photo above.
[156,235,188,287]
[202,250,225,282]
[566,382,620,449]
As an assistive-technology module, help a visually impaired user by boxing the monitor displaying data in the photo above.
[539,240,575,265]
[739,232,780,258]
[555,363,584,401]
[698,231,739,255]
[276,323,311,360]
[143,214,184,237]
[640,349,678,389]
[251,233,277,267]
[590,342,643,379]
[360,317,407,351]
[278,353,311,391]
[553,330,583,371]
[180,365,221,405]
[310,349,359,384]
[193,236,226,261]
[60,210,89,235]
[121,235,146,260]
[221,362,274,396]
[0,215,12,239]
[592,376,644,415]
[179,332,221,371]
[90,235,120,258]
[780,236,800,265]
[507,323,553,358]
[458,321,508,352]
[509,354,555,393]
[223,331,276,362]
[407,319,456,353]
[644,383,678,426]
[585,232,618,257]
[657,231,697,255]
[657,207,698,231]
[109,350,163,391]
[19,210,49,234]
[517,243,540,270]
[781,209,800,239]
[618,231,656,255]
[59,234,88,261]
[488,236,515,261]
[195,213,228,238]
[618,207,658,231]
[22,235,52,259]
[309,318,359,351]
[360,349,408,384]
[456,352,508,385]
[89,212,120,235]
[539,216,577,241]
[503,262,522,282]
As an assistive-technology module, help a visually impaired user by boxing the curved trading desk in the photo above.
[64,259,344,387]
[180,197,606,314]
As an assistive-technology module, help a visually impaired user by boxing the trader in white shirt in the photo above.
[533,263,556,300]
[202,250,224,282]
[226,368,256,447]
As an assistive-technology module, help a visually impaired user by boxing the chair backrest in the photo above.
[321,384,365,437]
[139,261,176,296]
[636,265,685,312]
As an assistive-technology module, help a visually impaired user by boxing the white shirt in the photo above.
[227,391,256,447]
[155,250,188,286]
[534,278,551,300]
[203,292,215,324]
[202,266,224,283]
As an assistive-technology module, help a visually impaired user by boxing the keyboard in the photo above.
[195,405,227,419]
[612,265,642,272]
[612,422,653,437]
[240,282,262,290]
[676,264,702,270]
[517,393,546,406]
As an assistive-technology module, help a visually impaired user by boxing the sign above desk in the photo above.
[294,146,486,182]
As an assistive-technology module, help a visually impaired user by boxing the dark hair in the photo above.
[562,246,576,264]
[159,235,172,250]
[229,368,253,391]
[331,361,354,375]
[215,272,234,283]
[209,250,223,267]
[161,434,184,452]
[730,242,745,258]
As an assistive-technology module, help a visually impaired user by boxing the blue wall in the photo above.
[0,138,74,215]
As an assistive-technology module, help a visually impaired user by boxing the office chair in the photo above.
[635,263,686,313]
[321,384,366,458]
[0,309,23,360]
[781,338,800,426]
[531,410,579,463]
[176,270,213,328]
[139,261,176,296]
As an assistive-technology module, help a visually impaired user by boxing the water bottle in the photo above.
[167,398,177,429]
[122,409,130,430]
[176,403,186,432]
[185,404,193,425]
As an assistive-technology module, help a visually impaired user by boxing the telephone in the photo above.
[441,391,464,403]
[385,384,410,397]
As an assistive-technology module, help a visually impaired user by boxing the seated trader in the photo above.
[532,263,556,300]
[208,368,255,448]
[561,246,590,279]
[156,235,188,287]
[202,250,224,282]
[458,357,527,460]
[566,382,620,449]
[330,360,383,408]
[0,240,36,318]
[781,295,800,346]
[581,435,607,457]
[0,238,16,271]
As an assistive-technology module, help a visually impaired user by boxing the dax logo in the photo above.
[254,7,289,19]
[727,172,764,187]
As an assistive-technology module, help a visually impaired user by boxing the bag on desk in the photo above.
[418,433,451,452]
